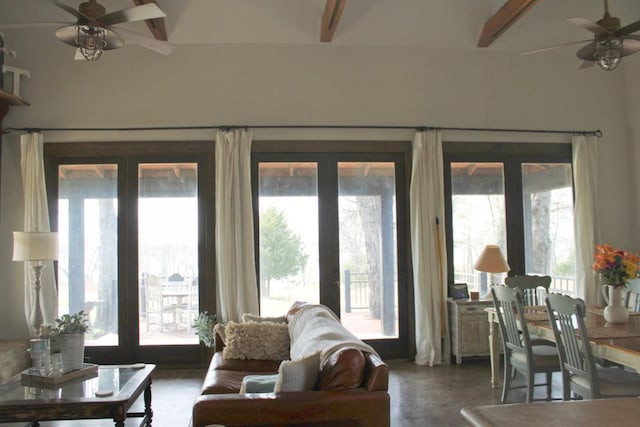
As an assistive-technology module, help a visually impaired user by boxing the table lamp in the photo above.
[474,245,510,297]
[13,231,59,337]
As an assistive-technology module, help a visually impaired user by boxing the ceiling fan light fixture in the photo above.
[76,24,107,61]
[595,37,623,71]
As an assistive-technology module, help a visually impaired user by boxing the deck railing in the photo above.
[454,271,576,297]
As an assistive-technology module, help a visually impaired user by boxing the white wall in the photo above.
[1,36,638,338]
[623,58,640,248]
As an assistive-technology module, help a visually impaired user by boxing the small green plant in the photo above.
[54,311,90,334]
[192,311,216,347]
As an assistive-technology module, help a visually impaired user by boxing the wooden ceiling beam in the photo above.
[477,0,540,48]
[132,0,168,41]
[320,0,347,43]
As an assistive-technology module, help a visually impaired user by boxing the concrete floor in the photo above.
[7,357,562,427]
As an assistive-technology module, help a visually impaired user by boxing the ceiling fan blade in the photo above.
[621,38,640,57]
[46,0,87,21]
[579,60,595,69]
[576,42,597,60]
[618,20,640,36]
[115,27,173,55]
[96,3,166,27]
[0,22,69,30]
[521,39,593,56]
[566,17,609,35]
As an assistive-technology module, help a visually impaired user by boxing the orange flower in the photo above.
[593,244,640,287]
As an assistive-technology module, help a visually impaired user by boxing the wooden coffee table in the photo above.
[0,364,155,426]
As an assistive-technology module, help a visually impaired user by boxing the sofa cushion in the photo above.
[223,321,290,361]
[201,368,249,394]
[317,347,366,390]
[274,352,321,392]
[203,353,281,395]
[211,352,282,373]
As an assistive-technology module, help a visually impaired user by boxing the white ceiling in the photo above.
[2,0,640,53]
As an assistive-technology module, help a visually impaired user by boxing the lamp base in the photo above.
[29,264,45,338]
[483,283,495,299]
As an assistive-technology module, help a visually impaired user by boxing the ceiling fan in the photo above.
[522,0,640,71]
[1,0,173,61]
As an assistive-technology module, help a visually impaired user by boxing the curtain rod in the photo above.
[3,124,603,137]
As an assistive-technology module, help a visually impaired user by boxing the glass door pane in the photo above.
[338,162,398,339]
[258,162,319,316]
[138,163,198,346]
[451,162,507,295]
[522,163,576,296]
[58,164,118,347]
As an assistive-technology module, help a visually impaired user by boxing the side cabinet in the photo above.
[448,298,493,365]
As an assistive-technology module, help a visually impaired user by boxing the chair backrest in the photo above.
[144,274,162,310]
[545,293,600,397]
[491,285,533,357]
[168,273,184,282]
[625,278,640,312]
[505,275,552,306]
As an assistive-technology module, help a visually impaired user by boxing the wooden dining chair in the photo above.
[505,275,553,346]
[144,274,176,332]
[491,285,561,403]
[545,293,640,400]
[505,275,551,306]
[624,278,640,312]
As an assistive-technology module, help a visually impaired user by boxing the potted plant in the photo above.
[593,244,640,323]
[192,311,216,348]
[54,311,89,373]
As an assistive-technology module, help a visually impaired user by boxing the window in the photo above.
[46,141,214,365]
[253,142,410,359]
[444,143,576,297]
[57,164,118,346]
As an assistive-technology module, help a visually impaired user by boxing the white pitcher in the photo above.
[601,285,629,323]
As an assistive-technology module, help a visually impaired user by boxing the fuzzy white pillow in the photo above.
[223,321,290,360]
[274,352,321,392]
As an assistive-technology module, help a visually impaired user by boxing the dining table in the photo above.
[485,304,640,388]
[461,397,640,427]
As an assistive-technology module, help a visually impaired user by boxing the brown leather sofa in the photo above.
[191,304,390,427]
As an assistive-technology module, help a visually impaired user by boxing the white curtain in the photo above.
[20,132,58,331]
[214,129,259,321]
[572,134,600,304]
[410,130,449,366]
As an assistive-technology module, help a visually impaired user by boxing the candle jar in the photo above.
[50,353,63,377]
[29,338,52,376]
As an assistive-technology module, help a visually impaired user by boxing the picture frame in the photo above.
[448,283,469,300]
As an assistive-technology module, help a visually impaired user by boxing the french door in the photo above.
[46,142,214,365]
[253,145,410,358]
[443,142,576,297]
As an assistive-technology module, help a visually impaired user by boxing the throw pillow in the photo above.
[239,374,279,393]
[241,313,287,324]
[274,352,321,392]
[223,321,290,360]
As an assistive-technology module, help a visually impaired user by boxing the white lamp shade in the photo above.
[12,231,59,261]
[474,245,510,273]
